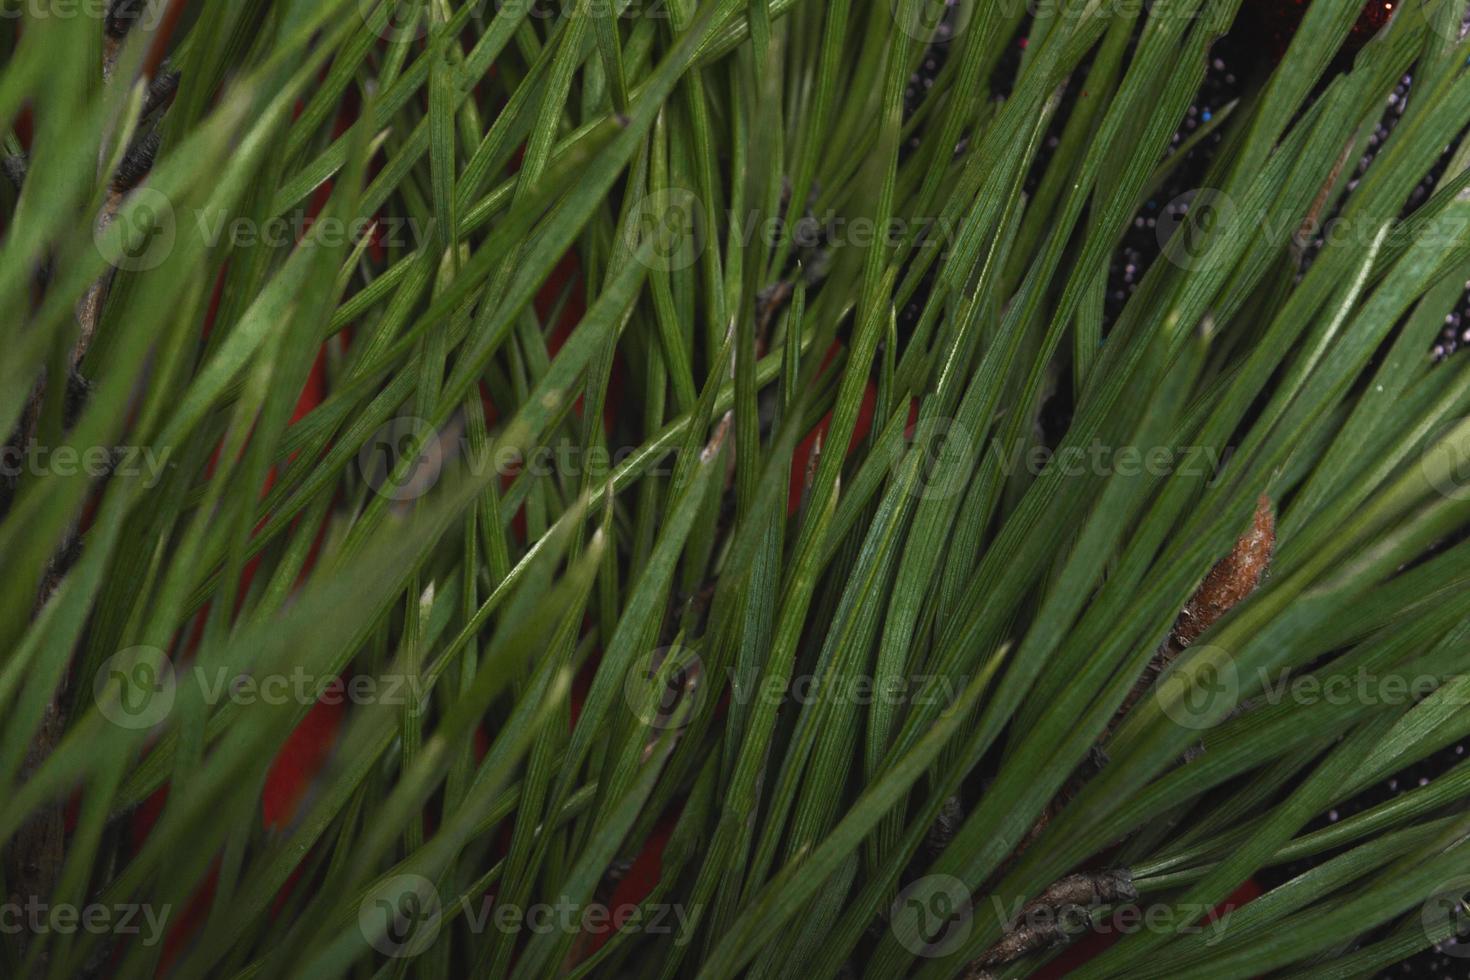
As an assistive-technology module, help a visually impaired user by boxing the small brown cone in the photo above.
[1170,494,1276,650]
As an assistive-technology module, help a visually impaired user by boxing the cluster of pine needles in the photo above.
[7,0,1470,977]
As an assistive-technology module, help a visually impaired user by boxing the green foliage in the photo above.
[5,0,1470,977]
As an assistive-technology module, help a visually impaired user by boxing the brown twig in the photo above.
[967,870,1138,974]
[960,496,1275,974]
[4,9,178,962]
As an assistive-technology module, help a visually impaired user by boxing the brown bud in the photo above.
[1170,494,1275,650]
